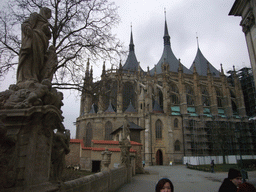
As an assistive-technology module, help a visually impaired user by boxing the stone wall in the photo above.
[65,140,81,166]
[63,166,130,192]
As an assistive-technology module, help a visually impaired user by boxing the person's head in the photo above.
[155,178,174,192]
[237,182,256,192]
[228,168,242,187]
[40,7,51,19]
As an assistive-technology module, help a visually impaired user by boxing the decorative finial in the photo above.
[220,63,224,74]
[164,8,166,20]
[196,32,199,48]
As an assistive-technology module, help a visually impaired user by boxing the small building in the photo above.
[66,139,143,174]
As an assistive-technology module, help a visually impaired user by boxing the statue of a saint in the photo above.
[122,115,130,140]
[17,7,56,84]
[51,129,70,182]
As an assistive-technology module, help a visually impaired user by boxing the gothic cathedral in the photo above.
[76,18,254,166]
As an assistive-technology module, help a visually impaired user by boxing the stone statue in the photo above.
[0,7,61,110]
[120,115,131,167]
[17,7,57,85]
[122,115,130,140]
[51,128,70,182]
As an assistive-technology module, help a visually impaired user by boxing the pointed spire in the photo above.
[193,62,197,73]
[129,24,134,52]
[196,33,199,49]
[138,62,141,72]
[164,9,170,46]
[207,62,211,75]
[125,100,137,113]
[119,60,122,69]
[90,65,93,78]
[178,59,183,72]
[86,58,90,77]
[233,65,236,72]
[105,100,116,113]
[220,63,224,74]
[102,61,106,76]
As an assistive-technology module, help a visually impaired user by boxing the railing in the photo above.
[63,166,130,192]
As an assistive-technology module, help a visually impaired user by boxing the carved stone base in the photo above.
[0,106,63,191]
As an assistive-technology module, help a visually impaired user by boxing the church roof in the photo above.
[124,101,137,113]
[122,30,144,73]
[150,19,192,75]
[189,48,220,77]
[153,100,163,113]
[111,121,144,135]
[105,101,116,113]
[89,103,98,114]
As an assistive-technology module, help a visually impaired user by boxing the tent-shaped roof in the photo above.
[150,19,192,75]
[111,121,144,135]
[189,48,220,77]
[124,101,137,113]
[122,30,144,73]
[89,103,98,114]
[153,100,163,113]
[105,101,116,113]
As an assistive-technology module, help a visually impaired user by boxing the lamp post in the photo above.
[235,125,246,183]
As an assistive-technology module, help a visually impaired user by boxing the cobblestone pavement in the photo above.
[115,165,256,192]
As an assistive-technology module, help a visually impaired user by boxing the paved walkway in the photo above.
[116,165,256,192]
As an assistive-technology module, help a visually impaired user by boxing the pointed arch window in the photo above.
[230,90,238,115]
[216,88,223,107]
[158,88,163,109]
[201,86,210,106]
[155,119,162,139]
[105,121,113,140]
[170,84,180,104]
[174,118,178,128]
[123,82,136,111]
[174,140,181,151]
[85,122,93,147]
[186,84,194,106]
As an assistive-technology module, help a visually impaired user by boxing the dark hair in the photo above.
[155,178,174,192]
[228,168,241,179]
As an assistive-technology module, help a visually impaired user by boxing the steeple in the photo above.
[164,10,170,46]
[150,12,191,75]
[122,25,144,73]
[129,25,135,52]
[86,58,90,77]
[101,61,106,77]
[189,47,220,77]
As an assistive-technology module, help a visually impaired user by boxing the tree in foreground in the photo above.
[0,0,124,90]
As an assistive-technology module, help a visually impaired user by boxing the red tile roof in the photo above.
[91,140,142,146]
[70,139,140,152]
[70,139,83,143]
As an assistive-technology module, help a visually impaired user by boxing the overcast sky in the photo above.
[0,0,251,138]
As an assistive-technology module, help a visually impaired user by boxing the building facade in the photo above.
[76,18,255,166]
[229,0,256,88]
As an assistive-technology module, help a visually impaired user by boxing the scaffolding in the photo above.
[183,115,255,160]
[230,67,256,118]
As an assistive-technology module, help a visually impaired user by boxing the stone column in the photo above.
[144,114,152,165]
[0,106,63,192]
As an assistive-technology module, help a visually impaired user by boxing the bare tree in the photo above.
[0,0,124,90]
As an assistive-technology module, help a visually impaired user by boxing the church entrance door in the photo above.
[156,149,163,165]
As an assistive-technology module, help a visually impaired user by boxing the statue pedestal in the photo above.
[0,106,63,191]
